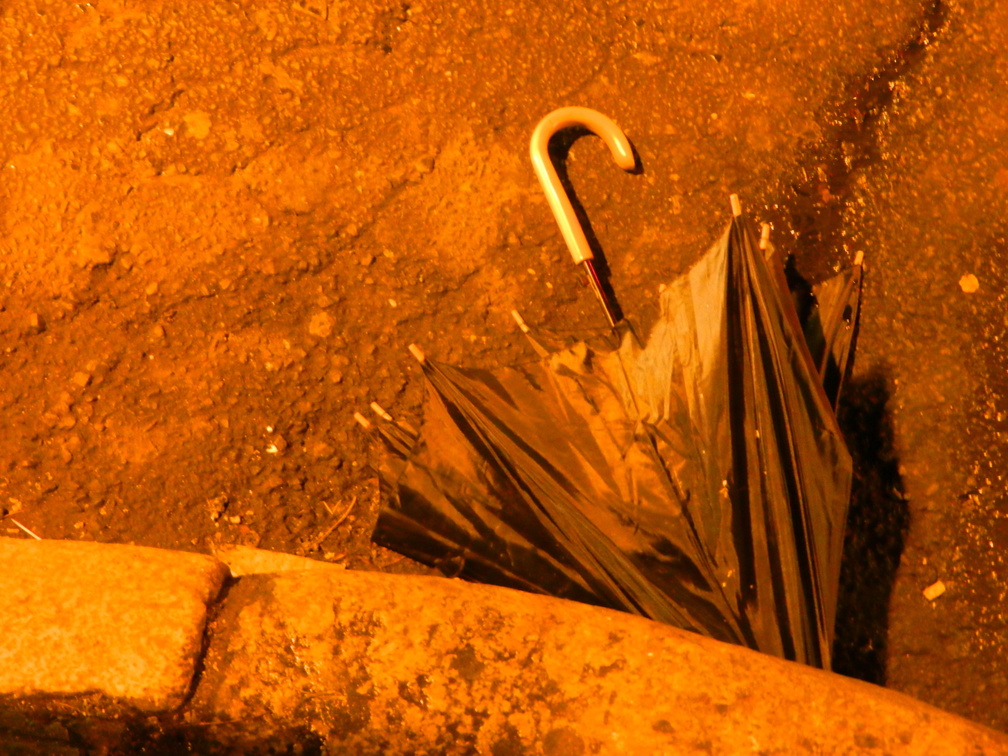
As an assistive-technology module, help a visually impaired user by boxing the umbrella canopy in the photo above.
[361,110,861,669]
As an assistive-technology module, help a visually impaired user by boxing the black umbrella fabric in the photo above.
[364,205,860,670]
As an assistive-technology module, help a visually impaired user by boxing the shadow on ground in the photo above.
[832,365,910,685]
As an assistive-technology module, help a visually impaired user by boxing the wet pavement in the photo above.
[828,0,1008,724]
[0,0,1004,734]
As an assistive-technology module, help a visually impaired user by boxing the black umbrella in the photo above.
[359,109,860,669]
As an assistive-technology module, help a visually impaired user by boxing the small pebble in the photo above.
[959,274,979,293]
[412,156,435,176]
[183,111,212,139]
[923,580,946,601]
[309,441,334,459]
[309,312,335,338]
[26,312,45,333]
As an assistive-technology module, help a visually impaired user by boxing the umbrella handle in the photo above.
[529,107,636,265]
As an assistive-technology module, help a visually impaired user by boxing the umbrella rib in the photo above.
[425,359,746,635]
[735,214,847,666]
[426,363,691,619]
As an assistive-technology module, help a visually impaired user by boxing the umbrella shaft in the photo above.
[582,260,619,329]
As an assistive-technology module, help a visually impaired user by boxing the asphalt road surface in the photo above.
[0,0,1004,734]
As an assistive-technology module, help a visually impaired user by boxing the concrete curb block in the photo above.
[2,537,1006,754]
[0,539,228,712]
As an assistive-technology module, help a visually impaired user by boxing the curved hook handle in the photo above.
[529,107,636,265]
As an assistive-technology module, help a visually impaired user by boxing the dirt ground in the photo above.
[1,0,1005,736]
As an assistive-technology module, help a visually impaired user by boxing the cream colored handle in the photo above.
[529,107,636,265]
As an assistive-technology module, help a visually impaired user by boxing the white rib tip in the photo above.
[370,402,393,422]
[9,517,42,540]
[759,223,771,250]
[353,412,372,429]
[408,343,426,364]
[398,419,419,436]
[854,250,864,266]
[511,309,530,334]
[730,194,742,217]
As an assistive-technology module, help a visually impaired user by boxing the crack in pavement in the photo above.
[779,0,950,278]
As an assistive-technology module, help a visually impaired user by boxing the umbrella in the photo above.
[358,108,861,669]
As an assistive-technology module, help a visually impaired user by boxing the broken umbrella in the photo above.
[358,108,861,670]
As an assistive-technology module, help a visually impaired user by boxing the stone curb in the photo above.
[2,537,1006,754]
